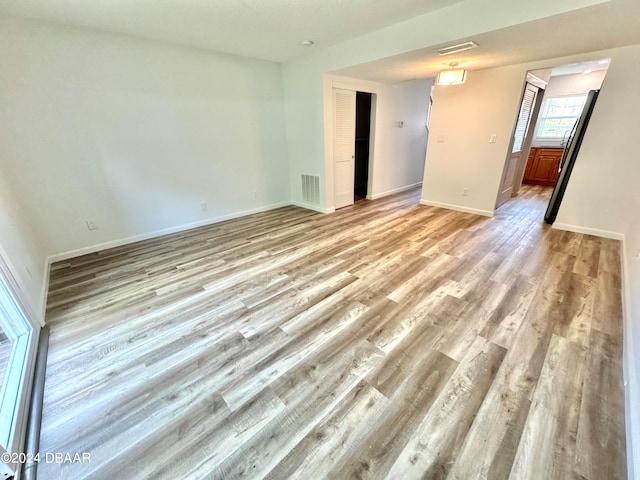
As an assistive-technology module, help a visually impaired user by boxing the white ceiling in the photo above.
[2,0,638,81]
[550,59,610,76]
[332,0,640,83]
[0,0,465,62]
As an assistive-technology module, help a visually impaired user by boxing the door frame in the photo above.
[513,83,545,196]
[332,88,357,209]
[495,80,541,208]
[323,75,378,212]
[354,91,373,200]
[0,249,41,477]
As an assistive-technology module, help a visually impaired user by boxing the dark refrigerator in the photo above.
[544,89,600,224]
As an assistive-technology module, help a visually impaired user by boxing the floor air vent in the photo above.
[301,174,320,204]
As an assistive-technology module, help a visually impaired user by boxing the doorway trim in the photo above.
[512,82,545,196]
[0,249,41,478]
[323,75,378,212]
[495,80,540,209]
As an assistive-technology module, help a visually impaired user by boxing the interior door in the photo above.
[497,83,538,207]
[333,88,356,209]
[544,89,599,223]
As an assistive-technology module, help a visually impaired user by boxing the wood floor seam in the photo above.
[39,185,626,479]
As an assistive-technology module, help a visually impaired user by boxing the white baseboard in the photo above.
[291,200,335,214]
[552,222,624,240]
[367,182,422,201]
[419,199,494,217]
[621,236,639,480]
[46,201,292,264]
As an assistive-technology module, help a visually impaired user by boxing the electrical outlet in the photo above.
[489,134,497,143]
[201,202,208,212]
[463,188,469,196]
[86,220,97,230]
[437,134,445,143]
[253,190,257,198]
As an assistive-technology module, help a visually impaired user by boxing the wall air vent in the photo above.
[435,41,479,56]
[301,174,320,204]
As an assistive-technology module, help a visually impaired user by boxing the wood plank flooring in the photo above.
[40,185,627,479]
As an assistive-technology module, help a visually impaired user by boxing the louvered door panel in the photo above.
[333,89,356,209]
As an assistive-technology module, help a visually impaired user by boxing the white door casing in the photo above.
[498,155,520,207]
[497,83,538,207]
[333,88,356,209]
[0,255,39,478]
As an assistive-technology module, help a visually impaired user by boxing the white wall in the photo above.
[414,44,640,478]
[0,17,290,260]
[553,44,640,479]
[283,0,608,210]
[554,46,639,237]
[0,168,47,320]
[421,65,525,216]
[531,70,607,147]
[543,69,607,97]
[369,79,432,199]
[623,208,640,480]
[624,209,640,480]
[319,76,431,210]
[418,47,636,223]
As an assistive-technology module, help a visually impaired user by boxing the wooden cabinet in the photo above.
[523,148,564,186]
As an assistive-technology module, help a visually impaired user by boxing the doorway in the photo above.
[497,58,610,219]
[332,86,374,209]
[354,92,372,200]
[496,81,541,208]
[353,92,371,201]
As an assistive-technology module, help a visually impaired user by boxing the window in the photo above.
[0,260,38,479]
[536,94,587,139]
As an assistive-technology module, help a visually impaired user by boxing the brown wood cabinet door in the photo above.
[523,148,563,186]
[524,150,536,180]
[531,151,558,181]
[551,153,563,183]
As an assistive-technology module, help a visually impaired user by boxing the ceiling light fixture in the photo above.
[300,40,314,47]
[435,41,478,56]
[437,62,467,86]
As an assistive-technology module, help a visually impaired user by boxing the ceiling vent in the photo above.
[435,41,479,56]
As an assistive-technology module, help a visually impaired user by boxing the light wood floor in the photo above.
[40,186,626,479]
